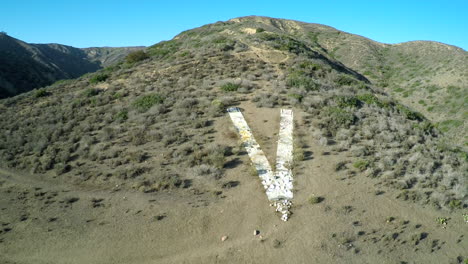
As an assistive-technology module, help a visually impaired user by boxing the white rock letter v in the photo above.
[227,107,294,220]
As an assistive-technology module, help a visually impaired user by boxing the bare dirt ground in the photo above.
[1,103,467,264]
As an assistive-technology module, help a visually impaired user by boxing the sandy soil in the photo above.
[1,104,467,264]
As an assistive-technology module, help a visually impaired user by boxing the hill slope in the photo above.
[0,33,143,98]
[229,16,468,145]
[0,17,466,263]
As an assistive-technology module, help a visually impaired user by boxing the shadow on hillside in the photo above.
[224,158,243,169]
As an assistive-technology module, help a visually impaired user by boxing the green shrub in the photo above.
[324,107,356,128]
[212,36,228,44]
[448,199,462,209]
[256,28,265,33]
[220,82,240,92]
[336,96,360,108]
[147,40,181,58]
[292,141,305,165]
[115,110,128,122]
[125,50,149,64]
[258,32,280,41]
[89,73,109,84]
[335,75,358,86]
[397,104,424,121]
[309,195,324,204]
[34,88,49,98]
[436,217,448,226]
[133,94,164,112]
[205,152,226,169]
[413,121,435,134]
[113,92,124,99]
[179,51,190,57]
[275,37,308,53]
[356,94,390,108]
[190,144,229,169]
[288,93,303,102]
[356,94,378,105]
[258,33,308,54]
[286,72,317,91]
[353,159,370,171]
[298,61,322,71]
[83,88,100,97]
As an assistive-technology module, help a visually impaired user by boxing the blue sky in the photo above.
[2,0,467,50]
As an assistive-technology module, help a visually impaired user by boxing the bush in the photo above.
[129,129,147,145]
[353,160,370,171]
[323,107,356,132]
[356,94,389,108]
[205,152,226,169]
[293,144,305,164]
[190,164,222,179]
[288,93,303,102]
[147,40,181,58]
[286,72,317,91]
[220,82,241,92]
[298,61,322,71]
[89,73,109,84]
[448,199,462,209]
[34,88,49,98]
[256,28,265,33]
[189,144,230,169]
[279,40,304,53]
[133,94,164,112]
[140,173,187,192]
[260,33,308,54]
[83,88,100,97]
[114,110,128,122]
[309,195,324,204]
[335,75,358,86]
[397,104,424,121]
[336,96,360,108]
[125,50,149,64]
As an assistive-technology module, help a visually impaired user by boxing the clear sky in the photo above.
[2,0,467,50]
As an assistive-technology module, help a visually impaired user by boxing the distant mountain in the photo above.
[0,33,143,98]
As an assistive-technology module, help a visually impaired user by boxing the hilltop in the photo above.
[229,16,468,145]
[0,16,466,263]
[0,33,143,98]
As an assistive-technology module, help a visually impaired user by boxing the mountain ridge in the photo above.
[0,33,144,98]
[231,15,466,50]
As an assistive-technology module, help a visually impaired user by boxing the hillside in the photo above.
[232,16,468,145]
[0,16,467,263]
[0,33,143,98]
